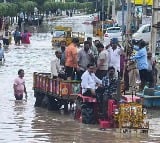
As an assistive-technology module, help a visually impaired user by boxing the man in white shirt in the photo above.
[81,64,102,96]
[51,51,62,78]
[106,38,124,77]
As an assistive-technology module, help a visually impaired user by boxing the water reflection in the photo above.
[30,107,160,143]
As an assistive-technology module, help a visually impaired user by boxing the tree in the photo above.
[0,0,95,17]
[22,1,37,13]
[0,3,18,16]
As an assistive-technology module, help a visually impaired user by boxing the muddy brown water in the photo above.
[0,15,160,143]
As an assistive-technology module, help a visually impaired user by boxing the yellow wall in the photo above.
[131,0,153,5]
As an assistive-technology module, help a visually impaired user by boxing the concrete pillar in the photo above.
[151,0,159,56]
[126,0,132,41]
[107,0,110,19]
[111,0,116,20]
[151,0,160,84]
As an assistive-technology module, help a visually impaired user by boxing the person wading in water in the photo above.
[13,69,27,100]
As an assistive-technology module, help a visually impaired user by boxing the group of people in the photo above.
[0,27,31,101]
[11,36,158,119]
[51,37,157,118]
[1,26,31,48]
[13,27,31,46]
[51,37,124,119]
[51,37,124,80]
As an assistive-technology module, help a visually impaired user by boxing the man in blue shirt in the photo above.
[130,40,148,91]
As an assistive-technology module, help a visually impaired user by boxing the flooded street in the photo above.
[0,15,160,143]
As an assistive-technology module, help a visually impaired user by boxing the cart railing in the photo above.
[33,72,81,96]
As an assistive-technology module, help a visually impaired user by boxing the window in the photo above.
[142,26,151,33]
[53,31,65,37]
[107,27,121,33]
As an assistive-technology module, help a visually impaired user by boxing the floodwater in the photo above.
[0,15,160,143]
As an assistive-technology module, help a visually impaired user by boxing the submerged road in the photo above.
[0,15,160,143]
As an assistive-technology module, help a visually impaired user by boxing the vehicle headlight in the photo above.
[114,109,119,115]
[143,108,147,115]
[131,106,136,110]
[131,106,137,115]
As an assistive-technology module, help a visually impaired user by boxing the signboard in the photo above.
[60,82,70,96]
[131,0,153,5]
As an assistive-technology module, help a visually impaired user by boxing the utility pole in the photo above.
[101,0,104,41]
[107,0,110,19]
[126,0,132,43]
[111,0,116,21]
[151,0,160,84]
[121,0,125,43]
[142,0,147,16]
[151,0,159,56]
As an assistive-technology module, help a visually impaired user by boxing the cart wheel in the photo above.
[74,97,83,120]
[81,103,95,124]
[34,91,44,107]
[47,98,62,111]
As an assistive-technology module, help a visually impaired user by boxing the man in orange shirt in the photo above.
[65,38,79,80]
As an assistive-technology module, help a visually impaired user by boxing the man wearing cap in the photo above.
[106,38,124,77]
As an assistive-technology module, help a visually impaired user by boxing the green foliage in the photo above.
[0,3,18,16]
[43,1,92,11]
[22,1,37,13]
[65,0,75,2]
[0,0,93,16]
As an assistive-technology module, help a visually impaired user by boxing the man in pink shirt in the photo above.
[21,30,31,44]
[13,69,27,100]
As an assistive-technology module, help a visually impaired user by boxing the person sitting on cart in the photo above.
[101,66,118,119]
[81,64,102,97]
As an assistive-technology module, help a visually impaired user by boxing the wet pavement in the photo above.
[0,15,160,143]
